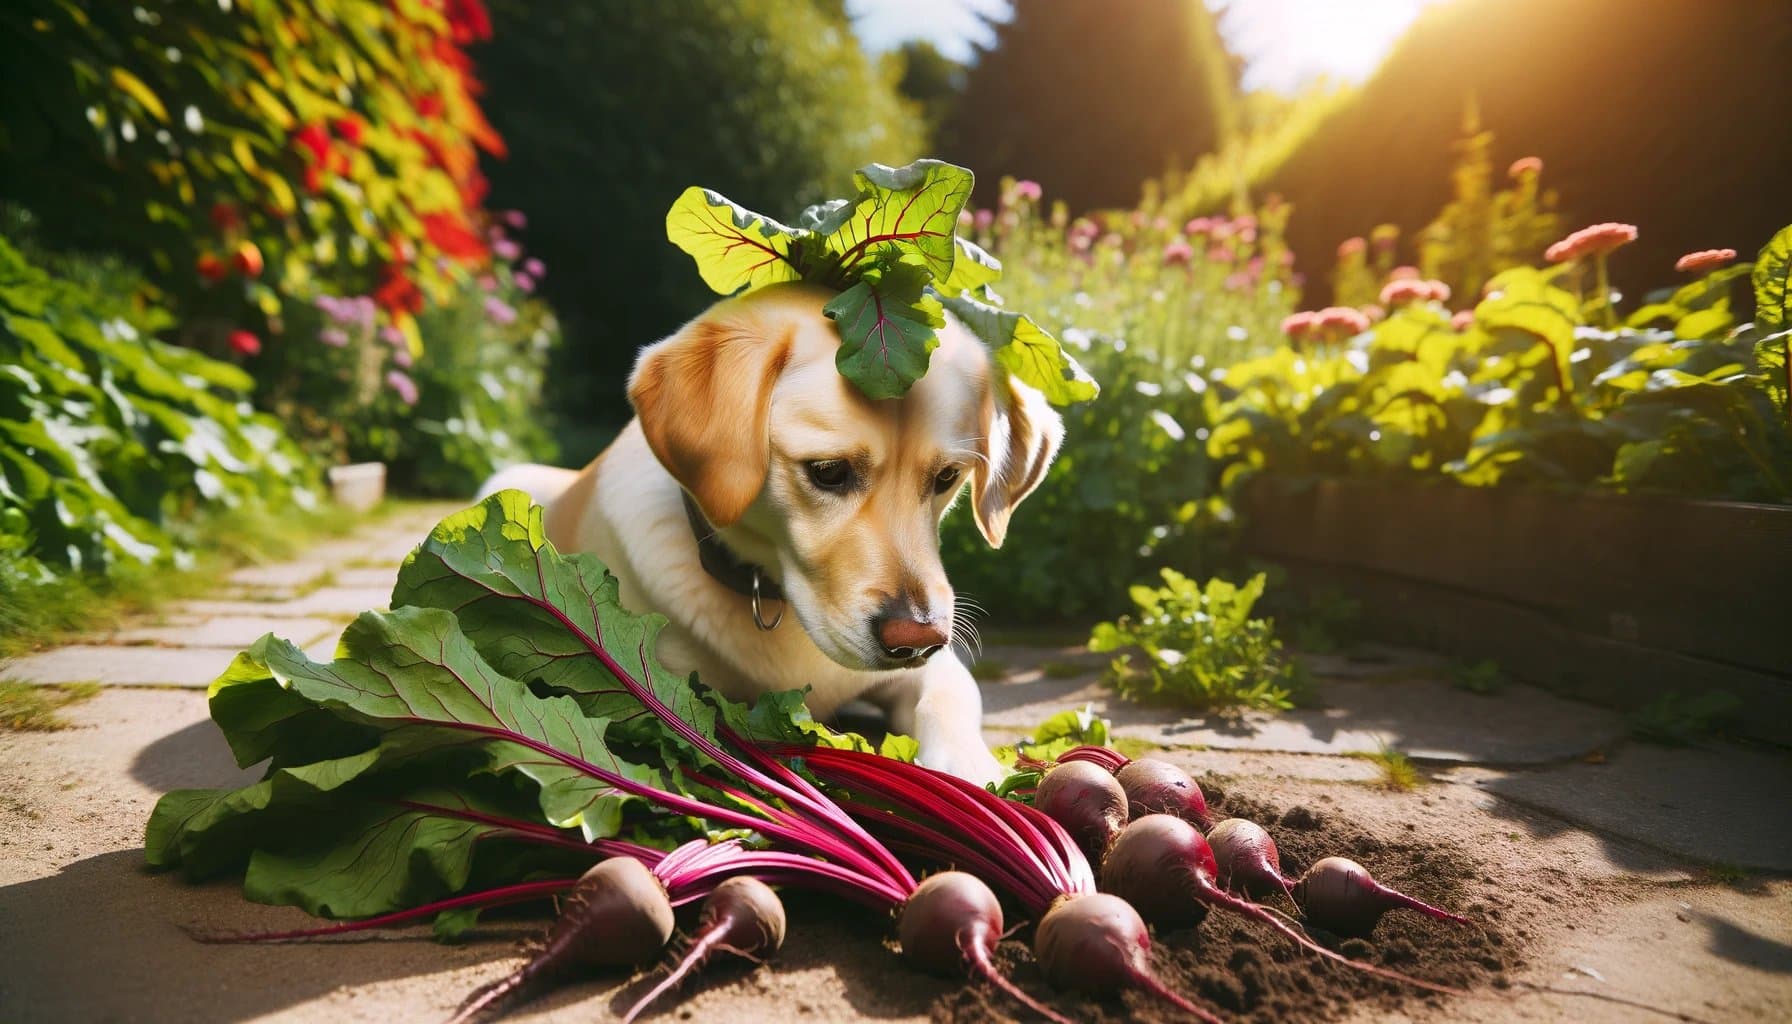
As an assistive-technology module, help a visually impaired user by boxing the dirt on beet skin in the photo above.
[934,779,1519,1023]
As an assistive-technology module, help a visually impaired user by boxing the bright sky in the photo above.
[848,0,1439,94]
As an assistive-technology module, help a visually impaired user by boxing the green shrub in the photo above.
[0,221,318,580]
[476,0,926,429]
[1089,570,1309,712]
[940,182,1296,622]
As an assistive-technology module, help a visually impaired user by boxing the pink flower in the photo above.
[1161,240,1194,266]
[1316,306,1372,336]
[1546,222,1639,263]
[379,324,406,347]
[319,327,349,347]
[1379,278,1429,306]
[492,238,522,261]
[1184,217,1217,236]
[1389,265,1420,281]
[1207,244,1235,263]
[502,210,527,229]
[957,208,974,229]
[514,271,536,293]
[479,274,498,292]
[522,257,545,278]
[1360,304,1386,323]
[1012,179,1042,202]
[1232,215,1257,233]
[1451,309,1476,331]
[484,296,517,325]
[391,345,413,369]
[1508,156,1543,178]
[1153,217,1171,232]
[1425,279,1452,303]
[386,369,418,405]
[1337,236,1367,259]
[1223,271,1253,292]
[973,209,994,231]
[1281,311,1319,341]
[1674,248,1737,274]
[228,330,260,356]
[1069,217,1100,239]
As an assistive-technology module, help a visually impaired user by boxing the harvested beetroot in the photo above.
[1207,817,1295,901]
[1034,893,1224,1024]
[621,876,786,1023]
[1295,856,1473,937]
[1033,760,1129,860]
[1115,758,1213,829]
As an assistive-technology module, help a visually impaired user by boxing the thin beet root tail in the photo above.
[1203,883,1465,997]
[1375,883,1472,926]
[958,925,1074,1024]
[445,966,535,1024]
[619,930,723,1024]
[1123,967,1226,1024]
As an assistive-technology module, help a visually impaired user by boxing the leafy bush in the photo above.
[941,182,1298,621]
[0,222,317,584]
[256,217,557,495]
[0,0,504,339]
[1089,570,1308,712]
[1206,224,1792,504]
[476,0,926,427]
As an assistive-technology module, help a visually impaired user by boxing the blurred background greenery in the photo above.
[2,0,1789,647]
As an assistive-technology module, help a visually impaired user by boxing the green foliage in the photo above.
[941,0,1236,211]
[940,184,1298,621]
[1414,108,1562,304]
[0,0,503,334]
[1363,742,1421,791]
[890,41,965,140]
[1451,660,1508,695]
[1089,570,1308,712]
[1206,234,1792,504]
[477,0,926,425]
[666,159,1093,404]
[1159,85,1355,220]
[1628,690,1741,746]
[1,680,99,731]
[144,493,860,922]
[0,225,317,582]
[257,247,558,495]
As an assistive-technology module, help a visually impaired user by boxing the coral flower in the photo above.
[228,330,261,356]
[1389,265,1420,281]
[1451,309,1476,331]
[1379,278,1431,306]
[1508,156,1543,178]
[1161,240,1194,266]
[1361,303,1387,323]
[1184,217,1217,236]
[1424,279,1452,303]
[1281,310,1319,341]
[1317,306,1371,336]
[1546,222,1638,263]
[386,369,419,406]
[1674,248,1737,273]
[1337,236,1367,259]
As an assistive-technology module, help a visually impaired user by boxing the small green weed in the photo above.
[1353,742,1421,791]
[1629,691,1740,745]
[1,681,101,731]
[1451,659,1508,695]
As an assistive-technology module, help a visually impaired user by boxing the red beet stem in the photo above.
[184,879,575,944]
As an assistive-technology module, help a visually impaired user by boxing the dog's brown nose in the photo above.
[875,610,949,662]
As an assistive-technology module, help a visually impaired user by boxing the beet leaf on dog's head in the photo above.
[666,157,1097,404]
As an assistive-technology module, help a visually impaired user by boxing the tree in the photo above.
[940,0,1237,211]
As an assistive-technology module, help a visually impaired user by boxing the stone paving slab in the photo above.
[1478,742,1792,872]
[225,561,331,591]
[980,670,1630,764]
[269,584,394,619]
[108,615,338,650]
[331,566,400,590]
[0,645,237,687]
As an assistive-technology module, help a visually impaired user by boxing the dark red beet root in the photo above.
[1207,818,1295,901]
[447,858,674,1023]
[1295,856,1473,937]
[620,876,786,1024]
[899,871,1073,1024]
[1100,813,1213,928]
[1034,893,1223,1024]
[1034,760,1129,861]
[1114,758,1213,829]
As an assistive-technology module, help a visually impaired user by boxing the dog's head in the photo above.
[628,282,1062,672]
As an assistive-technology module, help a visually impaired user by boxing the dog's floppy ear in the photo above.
[969,371,1064,548]
[628,315,793,527]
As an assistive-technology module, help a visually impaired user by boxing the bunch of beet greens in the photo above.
[148,493,1470,1022]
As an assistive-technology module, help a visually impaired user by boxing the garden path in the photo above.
[1,503,1788,1022]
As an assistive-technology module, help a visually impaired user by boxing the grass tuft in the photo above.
[1,680,101,731]
[1353,742,1422,791]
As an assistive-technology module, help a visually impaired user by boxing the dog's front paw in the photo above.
[916,738,1006,788]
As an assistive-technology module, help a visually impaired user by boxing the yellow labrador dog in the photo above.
[480,282,1061,784]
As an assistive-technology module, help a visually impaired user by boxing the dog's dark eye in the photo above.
[933,466,961,494]
[805,459,854,493]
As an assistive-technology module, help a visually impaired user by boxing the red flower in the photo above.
[373,264,424,315]
[445,0,493,44]
[1316,306,1372,336]
[196,253,228,283]
[416,94,444,119]
[332,116,364,147]
[1451,310,1476,331]
[228,330,261,356]
[292,122,331,163]
[1674,248,1737,274]
[209,202,241,232]
[421,211,489,263]
[303,163,326,194]
[1546,222,1638,263]
[233,241,264,279]
[1380,278,1431,306]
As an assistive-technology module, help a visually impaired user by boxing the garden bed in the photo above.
[1240,476,1792,745]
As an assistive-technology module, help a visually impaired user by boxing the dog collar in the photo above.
[682,494,786,605]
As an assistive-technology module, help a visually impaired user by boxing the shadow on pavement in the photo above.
[130,717,260,794]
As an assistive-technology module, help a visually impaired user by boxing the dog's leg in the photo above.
[876,656,1006,786]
